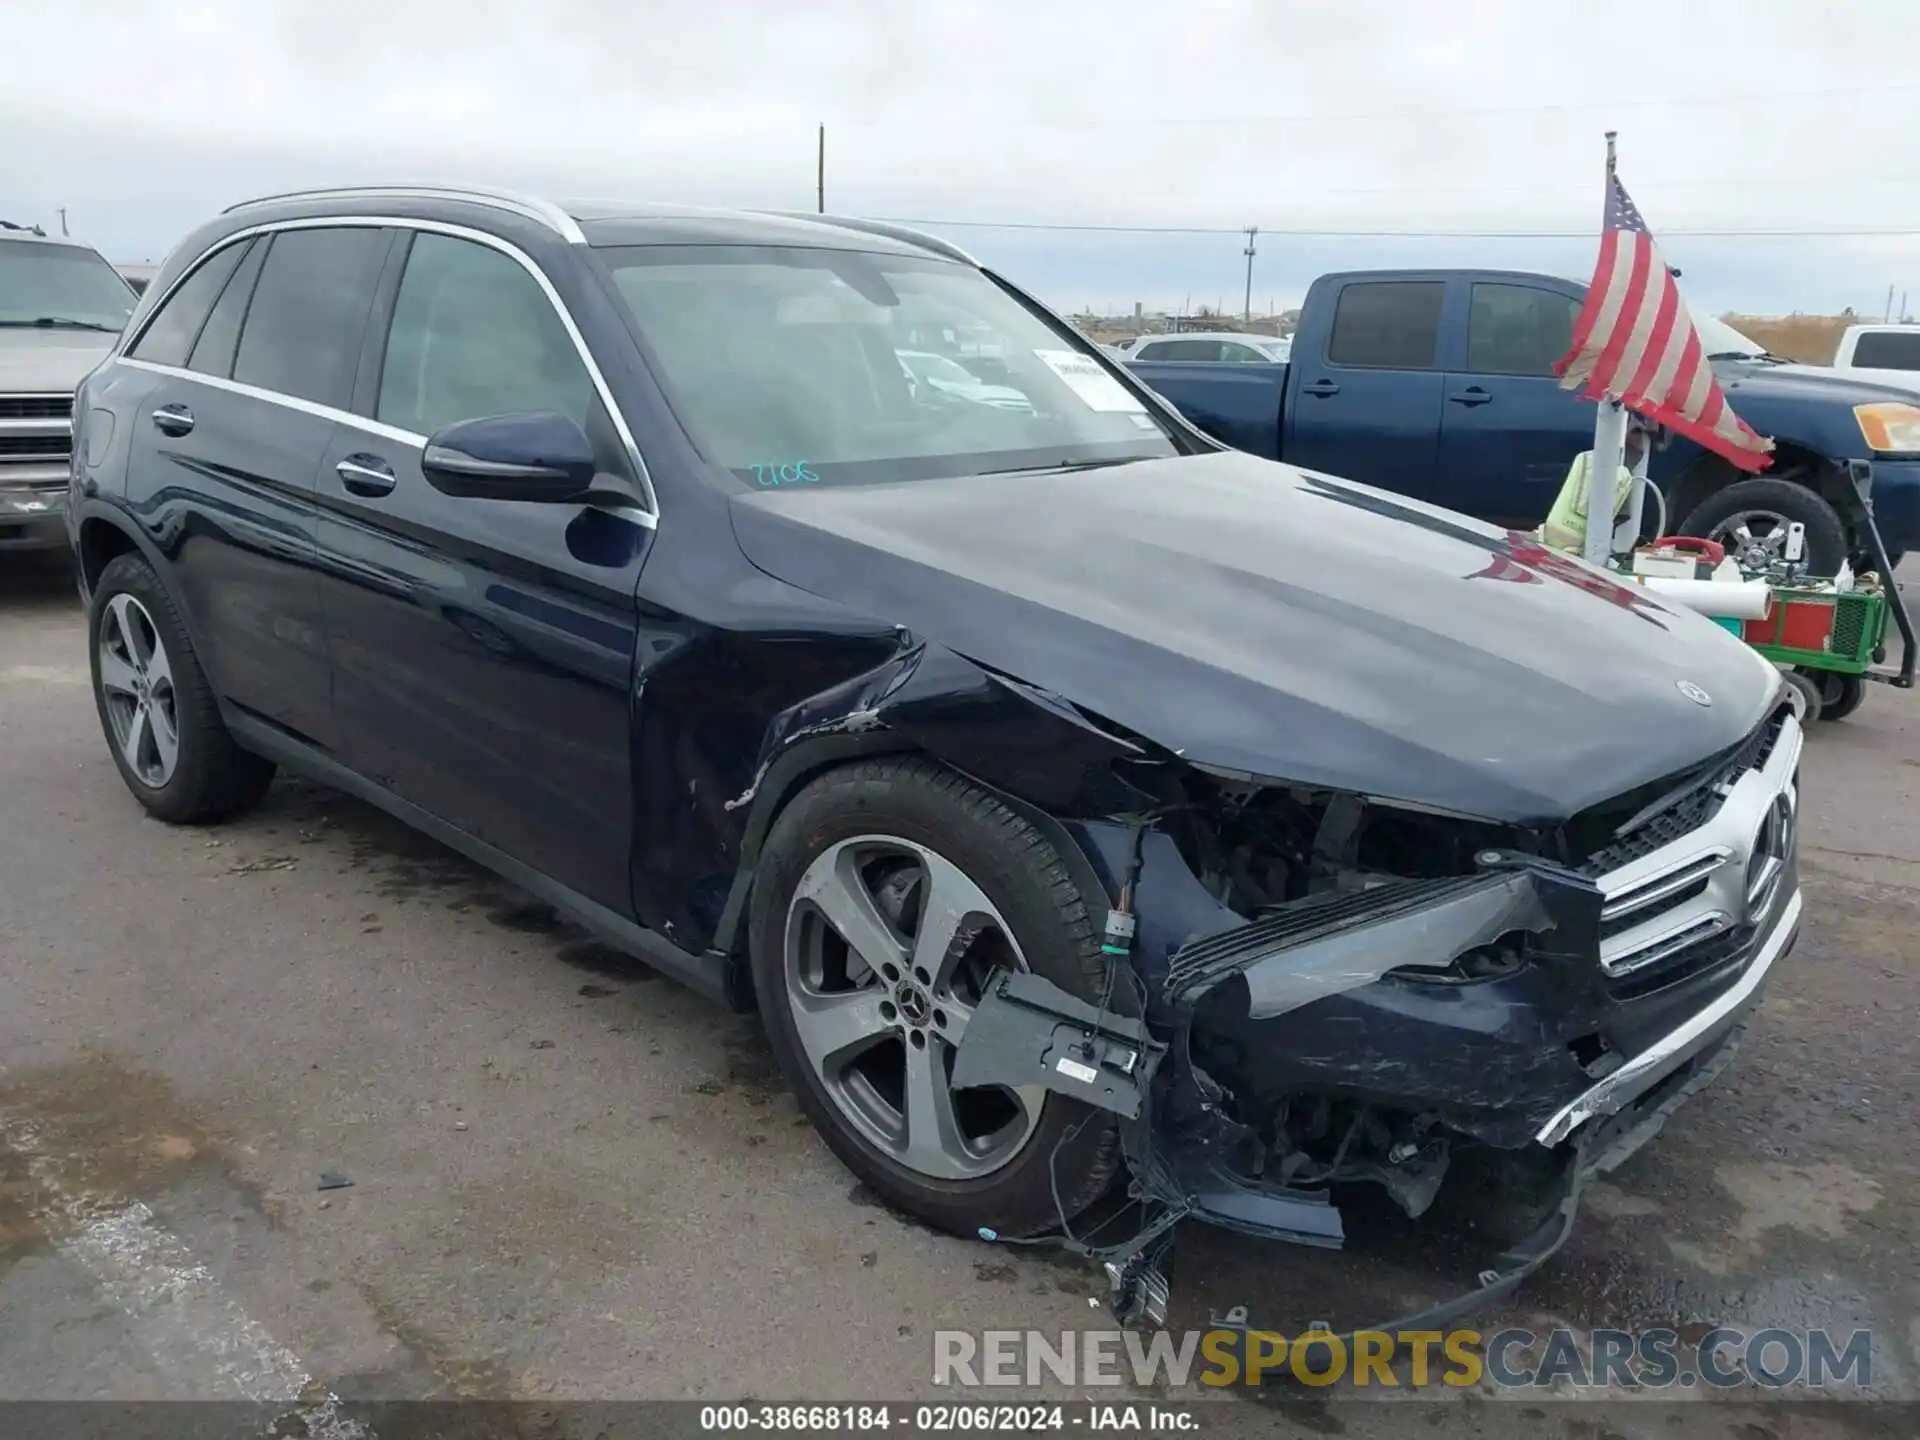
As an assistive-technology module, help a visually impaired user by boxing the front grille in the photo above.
[1608,923,1752,1000]
[0,395,72,420]
[1582,706,1788,878]
[0,434,71,461]
[1588,706,1801,981]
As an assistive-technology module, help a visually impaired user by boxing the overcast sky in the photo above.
[5,0,1918,318]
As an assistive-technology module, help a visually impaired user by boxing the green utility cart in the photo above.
[1737,460,1914,723]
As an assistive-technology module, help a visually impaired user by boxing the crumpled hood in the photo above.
[0,329,117,393]
[729,451,1779,824]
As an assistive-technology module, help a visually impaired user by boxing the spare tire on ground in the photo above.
[1678,477,1849,576]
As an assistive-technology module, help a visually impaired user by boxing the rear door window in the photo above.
[232,227,389,409]
[1218,341,1271,362]
[1852,331,1920,370]
[128,243,249,367]
[1326,281,1445,369]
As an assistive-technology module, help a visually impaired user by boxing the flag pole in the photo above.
[1584,130,1630,570]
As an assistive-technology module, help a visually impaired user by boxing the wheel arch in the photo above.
[74,501,189,612]
[709,646,1136,1011]
[1667,439,1853,536]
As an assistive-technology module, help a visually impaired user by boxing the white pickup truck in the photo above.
[1831,323,1920,391]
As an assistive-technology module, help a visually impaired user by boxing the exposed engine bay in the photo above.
[948,702,1805,1335]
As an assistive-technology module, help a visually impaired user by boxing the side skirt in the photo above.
[224,707,730,1004]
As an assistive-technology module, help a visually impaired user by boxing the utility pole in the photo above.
[816,125,825,214]
[1902,290,1910,323]
[1242,226,1258,327]
[57,207,69,237]
[1887,284,1896,322]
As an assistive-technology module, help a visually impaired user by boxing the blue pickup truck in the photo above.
[1127,269,1920,572]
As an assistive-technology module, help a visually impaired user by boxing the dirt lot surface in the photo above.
[3,552,1916,1438]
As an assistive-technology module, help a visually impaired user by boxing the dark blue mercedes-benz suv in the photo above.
[68,185,1801,1327]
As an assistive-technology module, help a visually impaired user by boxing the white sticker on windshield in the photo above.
[1033,349,1147,413]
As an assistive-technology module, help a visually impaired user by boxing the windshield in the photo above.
[0,241,137,330]
[1693,312,1766,359]
[599,245,1179,487]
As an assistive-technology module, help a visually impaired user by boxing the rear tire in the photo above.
[1680,477,1849,576]
[1814,672,1867,722]
[747,757,1123,1238]
[88,553,275,823]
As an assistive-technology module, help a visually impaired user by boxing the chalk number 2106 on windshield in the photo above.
[751,462,821,487]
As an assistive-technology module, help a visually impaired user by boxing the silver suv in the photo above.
[1,224,137,552]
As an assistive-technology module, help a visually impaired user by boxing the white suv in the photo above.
[1125,331,1290,363]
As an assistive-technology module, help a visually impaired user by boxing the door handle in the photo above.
[1301,380,1341,398]
[1448,387,1493,406]
[151,404,194,436]
[336,455,398,498]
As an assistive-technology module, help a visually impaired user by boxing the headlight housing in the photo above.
[1854,402,1920,454]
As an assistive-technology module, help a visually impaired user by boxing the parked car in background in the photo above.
[1,226,137,553]
[1125,331,1290,363]
[1128,270,1920,574]
[1829,323,1920,392]
[894,347,1034,412]
[70,188,1799,1318]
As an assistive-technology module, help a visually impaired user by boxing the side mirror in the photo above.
[421,412,598,502]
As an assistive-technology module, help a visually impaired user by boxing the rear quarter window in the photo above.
[128,243,249,367]
[231,227,390,409]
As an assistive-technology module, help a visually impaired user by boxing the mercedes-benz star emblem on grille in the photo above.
[1676,680,1713,706]
[1744,791,1795,921]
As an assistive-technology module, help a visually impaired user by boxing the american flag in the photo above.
[1555,168,1773,472]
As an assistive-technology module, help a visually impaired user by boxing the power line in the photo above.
[875,216,1920,240]
[887,78,1920,130]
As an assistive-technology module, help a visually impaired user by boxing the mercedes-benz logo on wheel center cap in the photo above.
[1676,680,1713,707]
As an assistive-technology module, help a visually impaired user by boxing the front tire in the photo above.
[88,554,275,823]
[1680,477,1849,576]
[748,758,1123,1237]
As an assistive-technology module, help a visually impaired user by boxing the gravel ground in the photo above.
[2,550,1916,1438]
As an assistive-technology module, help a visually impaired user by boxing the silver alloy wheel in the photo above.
[1708,510,1795,569]
[97,593,181,788]
[784,835,1046,1181]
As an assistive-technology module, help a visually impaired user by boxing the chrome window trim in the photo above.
[113,215,657,519]
[222,186,589,246]
[118,358,429,448]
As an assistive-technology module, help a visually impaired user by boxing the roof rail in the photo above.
[767,212,979,266]
[221,185,587,244]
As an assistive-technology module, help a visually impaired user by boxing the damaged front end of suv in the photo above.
[723,456,1804,1334]
[948,694,1804,1331]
